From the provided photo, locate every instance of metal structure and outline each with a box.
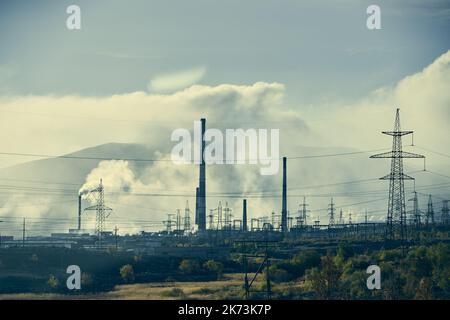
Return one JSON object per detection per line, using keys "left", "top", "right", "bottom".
{"left": 426, "top": 195, "right": 435, "bottom": 227}
{"left": 371, "top": 108, "right": 424, "bottom": 241}
{"left": 84, "top": 179, "right": 112, "bottom": 247}
{"left": 408, "top": 191, "right": 422, "bottom": 229}
{"left": 281, "top": 157, "right": 288, "bottom": 232}
{"left": 22, "top": 218, "right": 26, "bottom": 247}
{"left": 298, "top": 197, "right": 309, "bottom": 227}
{"left": 163, "top": 213, "right": 176, "bottom": 233}
{"left": 77, "top": 194, "right": 82, "bottom": 231}
{"left": 183, "top": 201, "right": 191, "bottom": 232}
{"left": 195, "top": 118, "right": 207, "bottom": 232}
{"left": 442, "top": 200, "right": 449, "bottom": 225}
{"left": 328, "top": 198, "right": 335, "bottom": 227}
{"left": 237, "top": 239, "right": 275, "bottom": 300}
{"left": 224, "top": 202, "right": 232, "bottom": 229}
{"left": 176, "top": 209, "right": 182, "bottom": 231}
{"left": 338, "top": 209, "right": 344, "bottom": 225}
{"left": 242, "top": 199, "right": 248, "bottom": 231}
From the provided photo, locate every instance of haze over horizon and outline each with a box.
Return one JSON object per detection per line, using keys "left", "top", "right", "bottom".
{"left": 0, "top": 0, "right": 449, "bottom": 236}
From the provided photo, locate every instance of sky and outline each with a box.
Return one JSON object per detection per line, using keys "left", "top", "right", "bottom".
{"left": 0, "top": 0, "right": 449, "bottom": 103}
{"left": 0, "top": 0, "right": 449, "bottom": 235}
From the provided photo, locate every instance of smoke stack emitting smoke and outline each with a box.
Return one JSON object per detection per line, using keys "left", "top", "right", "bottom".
{"left": 79, "top": 189, "right": 90, "bottom": 196}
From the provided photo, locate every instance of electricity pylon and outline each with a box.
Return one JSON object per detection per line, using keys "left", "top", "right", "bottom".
{"left": 299, "top": 197, "right": 309, "bottom": 227}
{"left": 338, "top": 209, "right": 344, "bottom": 225}
{"left": 84, "top": 179, "right": 112, "bottom": 248}
{"left": 408, "top": 191, "right": 423, "bottom": 229}
{"left": 328, "top": 198, "right": 335, "bottom": 227}
{"left": 441, "top": 200, "right": 449, "bottom": 225}
{"left": 184, "top": 201, "right": 191, "bottom": 232}
{"left": 426, "top": 195, "right": 435, "bottom": 227}
{"left": 371, "top": 108, "right": 424, "bottom": 241}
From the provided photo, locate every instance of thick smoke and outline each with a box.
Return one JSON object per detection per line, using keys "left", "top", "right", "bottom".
{"left": 0, "top": 51, "right": 449, "bottom": 235}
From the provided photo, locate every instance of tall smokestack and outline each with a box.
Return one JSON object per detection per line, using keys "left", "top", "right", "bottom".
{"left": 196, "top": 118, "right": 207, "bottom": 232}
{"left": 78, "top": 194, "right": 82, "bottom": 231}
{"left": 195, "top": 187, "right": 199, "bottom": 225}
{"left": 281, "top": 157, "right": 287, "bottom": 232}
{"left": 242, "top": 199, "right": 247, "bottom": 231}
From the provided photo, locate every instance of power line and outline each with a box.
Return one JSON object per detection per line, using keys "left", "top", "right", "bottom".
{"left": 288, "top": 148, "right": 387, "bottom": 159}
{"left": 0, "top": 148, "right": 389, "bottom": 163}
{"left": 414, "top": 145, "right": 450, "bottom": 159}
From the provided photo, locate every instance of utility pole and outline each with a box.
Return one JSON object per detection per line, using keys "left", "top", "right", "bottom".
{"left": 371, "top": 108, "right": 425, "bottom": 241}
{"left": 237, "top": 239, "right": 276, "bottom": 300}
{"left": 265, "top": 239, "right": 272, "bottom": 300}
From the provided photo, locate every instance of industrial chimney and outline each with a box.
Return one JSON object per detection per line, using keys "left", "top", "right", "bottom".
{"left": 78, "top": 194, "right": 82, "bottom": 231}
{"left": 281, "top": 157, "right": 287, "bottom": 232}
{"left": 196, "top": 118, "right": 207, "bottom": 232}
{"left": 242, "top": 199, "right": 247, "bottom": 231}
{"left": 195, "top": 187, "right": 199, "bottom": 225}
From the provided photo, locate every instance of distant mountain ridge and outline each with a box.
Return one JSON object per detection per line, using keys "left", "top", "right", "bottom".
{"left": 0, "top": 143, "right": 153, "bottom": 186}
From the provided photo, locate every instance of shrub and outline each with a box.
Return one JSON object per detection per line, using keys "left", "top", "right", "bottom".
{"left": 162, "top": 287, "right": 185, "bottom": 298}
{"left": 120, "top": 264, "right": 135, "bottom": 283}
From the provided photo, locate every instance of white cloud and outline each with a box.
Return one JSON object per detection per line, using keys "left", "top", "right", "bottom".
{"left": 312, "top": 50, "right": 450, "bottom": 160}
{"left": 0, "top": 50, "right": 449, "bottom": 234}
{"left": 148, "top": 67, "right": 207, "bottom": 93}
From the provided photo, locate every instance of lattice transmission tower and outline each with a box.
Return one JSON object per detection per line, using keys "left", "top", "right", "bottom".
{"left": 184, "top": 201, "right": 191, "bottom": 232}
{"left": 408, "top": 191, "right": 423, "bottom": 229}
{"left": 371, "top": 109, "right": 424, "bottom": 241}
{"left": 441, "top": 200, "right": 449, "bottom": 225}
{"left": 297, "top": 197, "right": 309, "bottom": 227}
{"left": 328, "top": 198, "right": 335, "bottom": 227}
{"left": 426, "top": 195, "right": 435, "bottom": 227}
{"left": 84, "top": 179, "right": 112, "bottom": 248}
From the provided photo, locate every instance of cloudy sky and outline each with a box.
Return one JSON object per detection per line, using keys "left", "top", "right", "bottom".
{"left": 0, "top": 0, "right": 449, "bottom": 234}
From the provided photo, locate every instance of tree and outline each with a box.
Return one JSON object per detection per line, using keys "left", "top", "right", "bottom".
{"left": 415, "top": 278, "right": 433, "bottom": 300}
{"left": 203, "top": 260, "right": 224, "bottom": 280}
{"left": 179, "top": 259, "right": 199, "bottom": 274}
{"left": 81, "top": 273, "right": 93, "bottom": 288}
{"left": 47, "top": 275, "right": 59, "bottom": 289}
{"left": 268, "top": 266, "right": 291, "bottom": 283}
{"left": 120, "top": 264, "right": 135, "bottom": 283}
{"left": 291, "top": 250, "right": 321, "bottom": 277}
{"left": 307, "top": 253, "right": 342, "bottom": 299}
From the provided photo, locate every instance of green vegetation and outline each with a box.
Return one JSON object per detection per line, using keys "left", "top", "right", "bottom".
{"left": 1, "top": 241, "right": 450, "bottom": 300}
{"left": 162, "top": 287, "right": 185, "bottom": 298}
{"left": 47, "top": 275, "right": 59, "bottom": 290}
{"left": 119, "top": 264, "right": 135, "bottom": 283}
{"left": 267, "top": 243, "right": 450, "bottom": 299}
